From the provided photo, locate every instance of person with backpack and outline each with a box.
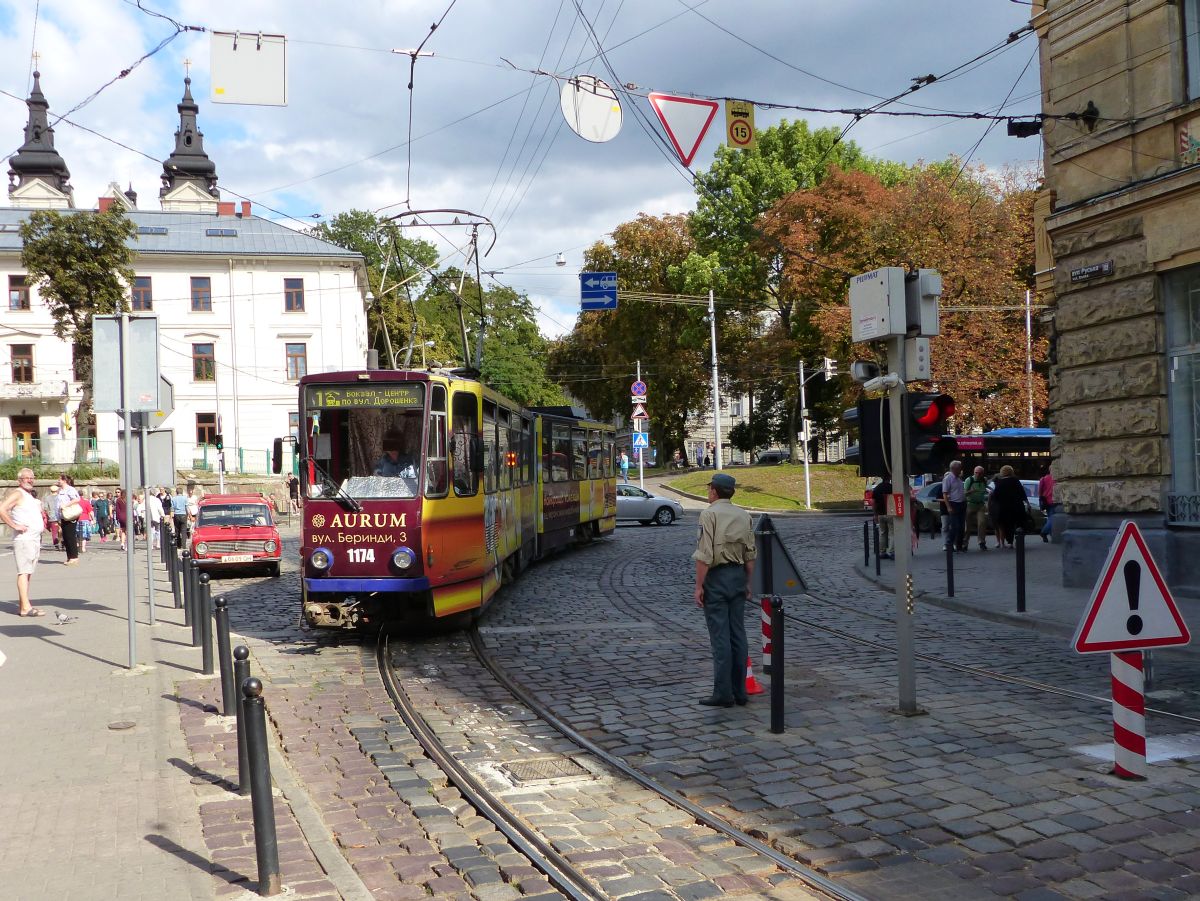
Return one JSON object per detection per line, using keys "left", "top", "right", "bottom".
{"left": 871, "top": 477, "right": 894, "bottom": 560}
{"left": 963, "top": 465, "right": 991, "bottom": 551}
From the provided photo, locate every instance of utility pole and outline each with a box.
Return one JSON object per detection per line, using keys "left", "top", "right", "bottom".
{"left": 636, "top": 360, "right": 644, "bottom": 488}
{"left": 708, "top": 288, "right": 723, "bottom": 470}
{"left": 1025, "top": 288, "right": 1035, "bottom": 428}
{"left": 798, "top": 360, "right": 812, "bottom": 510}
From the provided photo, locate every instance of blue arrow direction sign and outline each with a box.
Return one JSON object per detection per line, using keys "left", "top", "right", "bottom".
{"left": 632, "top": 432, "right": 649, "bottom": 449}
{"left": 580, "top": 271, "right": 618, "bottom": 310}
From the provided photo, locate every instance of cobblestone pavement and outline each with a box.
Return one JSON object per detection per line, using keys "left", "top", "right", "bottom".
{"left": 478, "top": 513, "right": 1200, "bottom": 901}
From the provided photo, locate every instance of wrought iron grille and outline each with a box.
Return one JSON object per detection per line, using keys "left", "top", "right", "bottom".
{"left": 1167, "top": 492, "right": 1200, "bottom": 526}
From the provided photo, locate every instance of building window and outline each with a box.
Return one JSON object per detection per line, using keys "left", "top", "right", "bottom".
{"left": 193, "top": 343, "right": 215, "bottom": 381}
{"left": 284, "top": 278, "right": 305, "bottom": 312}
{"left": 11, "top": 344, "right": 33, "bottom": 383}
{"left": 285, "top": 342, "right": 307, "bottom": 380}
{"left": 191, "top": 276, "right": 212, "bottom": 311}
{"left": 132, "top": 276, "right": 153, "bottom": 310}
{"left": 1187, "top": 0, "right": 1200, "bottom": 100}
{"left": 1167, "top": 265, "right": 1200, "bottom": 501}
{"left": 196, "top": 412, "right": 217, "bottom": 446}
{"left": 8, "top": 275, "right": 29, "bottom": 311}
{"left": 288, "top": 411, "right": 300, "bottom": 440}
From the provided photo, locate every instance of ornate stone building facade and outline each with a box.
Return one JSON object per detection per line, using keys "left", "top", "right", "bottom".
{"left": 1035, "top": 0, "right": 1200, "bottom": 589}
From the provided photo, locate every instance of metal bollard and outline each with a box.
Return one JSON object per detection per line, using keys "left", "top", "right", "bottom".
{"left": 199, "top": 572, "right": 214, "bottom": 675}
{"left": 863, "top": 519, "right": 870, "bottom": 567}
{"left": 168, "top": 547, "right": 182, "bottom": 609}
{"left": 234, "top": 646, "right": 251, "bottom": 796}
{"left": 241, "top": 678, "right": 283, "bottom": 896}
{"left": 770, "top": 596, "right": 784, "bottom": 735}
{"left": 181, "top": 551, "right": 194, "bottom": 629}
{"left": 189, "top": 559, "right": 203, "bottom": 648}
{"left": 215, "top": 597, "right": 236, "bottom": 715}
{"left": 160, "top": 521, "right": 170, "bottom": 565}
{"left": 873, "top": 522, "right": 881, "bottom": 576}
{"left": 946, "top": 542, "right": 955, "bottom": 597}
{"left": 1015, "top": 528, "right": 1026, "bottom": 613}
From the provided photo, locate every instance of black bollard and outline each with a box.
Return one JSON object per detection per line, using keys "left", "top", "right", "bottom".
{"left": 168, "top": 546, "right": 182, "bottom": 609}
{"left": 160, "top": 521, "right": 170, "bottom": 565}
{"left": 241, "top": 678, "right": 283, "bottom": 896}
{"left": 199, "top": 572, "right": 215, "bottom": 676}
{"left": 758, "top": 518, "right": 774, "bottom": 676}
{"left": 1015, "top": 528, "right": 1026, "bottom": 613}
{"left": 189, "top": 559, "right": 203, "bottom": 648}
{"left": 215, "top": 597, "right": 236, "bottom": 715}
{"left": 863, "top": 519, "right": 870, "bottom": 567}
{"left": 181, "top": 551, "right": 194, "bottom": 628}
{"left": 873, "top": 522, "right": 881, "bottom": 576}
{"left": 234, "top": 646, "right": 251, "bottom": 797}
{"left": 946, "top": 541, "right": 955, "bottom": 597}
{"left": 770, "top": 596, "right": 784, "bottom": 734}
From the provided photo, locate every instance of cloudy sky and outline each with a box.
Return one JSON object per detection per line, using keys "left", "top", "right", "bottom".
{"left": 0, "top": 1, "right": 1041, "bottom": 337}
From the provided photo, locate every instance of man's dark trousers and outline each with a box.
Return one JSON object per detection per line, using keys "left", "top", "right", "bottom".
{"left": 174, "top": 513, "right": 188, "bottom": 548}
{"left": 702, "top": 564, "right": 749, "bottom": 703}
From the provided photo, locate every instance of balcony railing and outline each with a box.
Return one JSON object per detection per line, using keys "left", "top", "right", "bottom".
{"left": 0, "top": 379, "right": 69, "bottom": 400}
{"left": 1167, "top": 492, "right": 1200, "bottom": 527}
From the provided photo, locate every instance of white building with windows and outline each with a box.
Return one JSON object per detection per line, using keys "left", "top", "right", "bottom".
{"left": 0, "top": 72, "right": 367, "bottom": 473}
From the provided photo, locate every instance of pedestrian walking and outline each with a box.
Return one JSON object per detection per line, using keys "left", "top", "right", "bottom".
{"left": 42, "top": 483, "right": 60, "bottom": 549}
{"left": 113, "top": 488, "right": 128, "bottom": 550}
{"left": 77, "top": 489, "right": 94, "bottom": 554}
{"left": 871, "top": 476, "right": 894, "bottom": 559}
{"left": 692, "top": 472, "right": 757, "bottom": 708}
{"left": 93, "top": 491, "right": 111, "bottom": 541}
{"left": 1, "top": 468, "right": 46, "bottom": 616}
{"left": 57, "top": 473, "right": 82, "bottom": 565}
{"left": 146, "top": 489, "right": 163, "bottom": 549}
{"left": 286, "top": 473, "right": 300, "bottom": 513}
{"left": 991, "top": 465, "right": 1029, "bottom": 549}
{"left": 170, "top": 487, "right": 189, "bottom": 547}
{"left": 619, "top": 451, "right": 630, "bottom": 483}
{"left": 963, "top": 465, "right": 990, "bottom": 551}
{"left": 1038, "top": 465, "right": 1058, "bottom": 543}
{"left": 941, "top": 460, "right": 966, "bottom": 552}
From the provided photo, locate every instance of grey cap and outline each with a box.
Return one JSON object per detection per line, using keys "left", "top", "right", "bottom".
{"left": 710, "top": 472, "right": 736, "bottom": 490}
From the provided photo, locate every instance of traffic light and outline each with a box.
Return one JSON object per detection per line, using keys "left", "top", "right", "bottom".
{"left": 214, "top": 433, "right": 224, "bottom": 451}
{"left": 822, "top": 356, "right": 838, "bottom": 380}
{"left": 842, "top": 398, "right": 890, "bottom": 477}
{"left": 904, "top": 392, "right": 956, "bottom": 474}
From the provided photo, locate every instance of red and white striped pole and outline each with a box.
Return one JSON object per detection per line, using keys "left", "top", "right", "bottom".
{"left": 761, "top": 596, "right": 772, "bottom": 674}
{"left": 1110, "top": 651, "right": 1147, "bottom": 780}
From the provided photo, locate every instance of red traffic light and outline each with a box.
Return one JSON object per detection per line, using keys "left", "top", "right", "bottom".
{"left": 912, "top": 394, "right": 955, "bottom": 429}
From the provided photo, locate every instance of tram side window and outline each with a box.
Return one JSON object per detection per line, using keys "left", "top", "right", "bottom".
{"left": 497, "top": 409, "right": 511, "bottom": 490}
{"left": 588, "top": 429, "right": 601, "bottom": 479}
{"left": 451, "top": 392, "right": 478, "bottom": 497}
{"left": 572, "top": 427, "right": 586, "bottom": 480}
{"left": 483, "top": 401, "right": 497, "bottom": 494}
{"left": 426, "top": 385, "right": 448, "bottom": 497}
{"left": 522, "top": 417, "right": 534, "bottom": 485}
{"left": 510, "top": 422, "right": 521, "bottom": 486}
{"left": 541, "top": 426, "right": 552, "bottom": 482}
{"left": 603, "top": 436, "right": 613, "bottom": 477}
{"left": 553, "top": 423, "right": 571, "bottom": 482}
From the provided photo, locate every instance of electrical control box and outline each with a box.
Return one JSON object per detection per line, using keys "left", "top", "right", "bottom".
{"left": 849, "top": 267, "right": 907, "bottom": 342}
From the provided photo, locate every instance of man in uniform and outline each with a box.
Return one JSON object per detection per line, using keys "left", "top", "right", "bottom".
{"left": 692, "top": 472, "right": 757, "bottom": 707}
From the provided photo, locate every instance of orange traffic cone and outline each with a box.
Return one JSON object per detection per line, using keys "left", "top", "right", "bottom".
{"left": 745, "top": 656, "right": 765, "bottom": 695}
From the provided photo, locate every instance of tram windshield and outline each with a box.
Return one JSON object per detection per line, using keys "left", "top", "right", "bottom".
{"left": 302, "top": 383, "right": 426, "bottom": 499}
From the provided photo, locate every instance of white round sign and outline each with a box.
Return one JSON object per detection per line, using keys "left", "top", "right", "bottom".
{"left": 560, "top": 74, "right": 622, "bottom": 143}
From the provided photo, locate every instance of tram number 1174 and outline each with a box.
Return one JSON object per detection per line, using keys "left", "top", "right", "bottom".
{"left": 347, "top": 548, "right": 376, "bottom": 563}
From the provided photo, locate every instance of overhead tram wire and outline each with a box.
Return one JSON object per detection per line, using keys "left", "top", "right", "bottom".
{"left": 400, "top": 0, "right": 461, "bottom": 209}
{"left": 950, "top": 44, "right": 1039, "bottom": 190}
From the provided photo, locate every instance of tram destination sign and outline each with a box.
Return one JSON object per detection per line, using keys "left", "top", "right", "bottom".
{"left": 305, "top": 384, "right": 425, "bottom": 409}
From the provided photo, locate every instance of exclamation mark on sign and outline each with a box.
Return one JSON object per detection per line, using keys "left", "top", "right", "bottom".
{"left": 1124, "top": 559, "right": 1143, "bottom": 635}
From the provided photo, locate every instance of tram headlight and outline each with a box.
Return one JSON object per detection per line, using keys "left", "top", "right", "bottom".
{"left": 263, "top": 539, "right": 278, "bottom": 554}
{"left": 310, "top": 547, "right": 334, "bottom": 571}
{"left": 391, "top": 546, "right": 415, "bottom": 570}
{"left": 195, "top": 542, "right": 209, "bottom": 556}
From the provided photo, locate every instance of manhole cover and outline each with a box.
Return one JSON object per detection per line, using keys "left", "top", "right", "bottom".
{"left": 502, "top": 757, "right": 589, "bottom": 783}
{"left": 108, "top": 721, "right": 136, "bottom": 731}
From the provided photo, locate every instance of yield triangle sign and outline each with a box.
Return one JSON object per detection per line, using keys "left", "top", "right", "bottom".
{"left": 1073, "top": 520, "right": 1191, "bottom": 653}
{"left": 647, "top": 92, "right": 719, "bottom": 167}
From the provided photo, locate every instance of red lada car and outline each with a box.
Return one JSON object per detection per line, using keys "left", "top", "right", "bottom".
{"left": 190, "top": 494, "right": 282, "bottom": 577}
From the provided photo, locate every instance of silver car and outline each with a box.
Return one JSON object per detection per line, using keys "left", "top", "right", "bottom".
{"left": 616, "top": 484, "right": 685, "bottom": 525}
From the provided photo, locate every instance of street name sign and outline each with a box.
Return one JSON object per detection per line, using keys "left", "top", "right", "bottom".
{"left": 648, "top": 92, "right": 719, "bottom": 167}
{"left": 1073, "top": 521, "right": 1191, "bottom": 653}
{"left": 580, "top": 272, "right": 617, "bottom": 310}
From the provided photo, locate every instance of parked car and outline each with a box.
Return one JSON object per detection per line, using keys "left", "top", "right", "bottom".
{"left": 190, "top": 493, "right": 282, "bottom": 576}
{"left": 912, "top": 479, "right": 1045, "bottom": 537}
{"left": 616, "top": 484, "right": 685, "bottom": 525}
{"left": 755, "top": 450, "right": 790, "bottom": 465}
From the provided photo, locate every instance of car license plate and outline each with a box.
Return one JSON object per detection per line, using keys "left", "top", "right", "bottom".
{"left": 220, "top": 554, "right": 254, "bottom": 563}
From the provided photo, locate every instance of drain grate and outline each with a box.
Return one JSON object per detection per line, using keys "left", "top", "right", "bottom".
{"left": 502, "top": 757, "right": 589, "bottom": 783}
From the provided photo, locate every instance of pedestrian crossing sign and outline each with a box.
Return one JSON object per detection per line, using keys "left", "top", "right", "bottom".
{"left": 631, "top": 432, "right": 649, "bottom": 449}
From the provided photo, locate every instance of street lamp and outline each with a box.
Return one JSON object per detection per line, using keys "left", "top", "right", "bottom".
{"left": 401, "top": 340, "right": 435, "bottom": 368}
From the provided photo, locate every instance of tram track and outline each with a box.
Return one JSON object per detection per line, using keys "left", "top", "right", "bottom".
{"left": 376, "top": 627, "right": 868, "bottom": 901}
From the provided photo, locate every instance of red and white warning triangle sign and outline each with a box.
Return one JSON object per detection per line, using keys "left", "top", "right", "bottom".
{"left": 647, "top": 92, "right": 719, "bottom": 167}
{"left": 1073, "top": 521, "right": 1191, "bottom": 653}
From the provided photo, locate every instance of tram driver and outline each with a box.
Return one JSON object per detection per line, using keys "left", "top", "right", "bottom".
{"left": 374, "top": 430, "right": 418, "bottom": 478}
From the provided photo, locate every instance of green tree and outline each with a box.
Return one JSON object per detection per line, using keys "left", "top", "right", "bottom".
{"left": 19, "top": 208, "right": 136, "bottom": 458}
{"left": 309, "top": 211, "right": 439, "bottom": 366}
{"left": 548, "top": 214, "right": 710, "bottom": 459}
